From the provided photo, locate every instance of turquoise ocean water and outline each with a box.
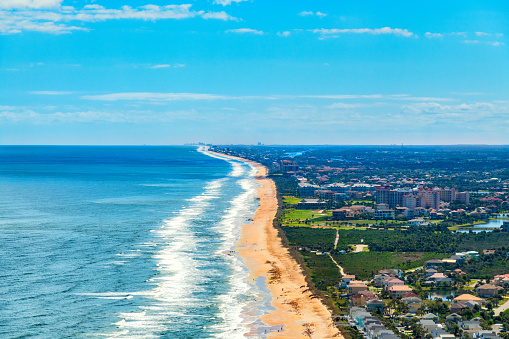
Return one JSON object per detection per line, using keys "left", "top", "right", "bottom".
{"left": 0, "top": 146, "right": 273, "bottom": 338}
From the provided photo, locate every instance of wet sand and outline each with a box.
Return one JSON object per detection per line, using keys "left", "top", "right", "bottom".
{"left": 207, "top": 150, "right": 342, "bottom": 339}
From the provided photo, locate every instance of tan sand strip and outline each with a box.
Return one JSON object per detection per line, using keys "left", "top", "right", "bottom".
{"left": 206, "top": 149, "right": 342, "bottom": 339}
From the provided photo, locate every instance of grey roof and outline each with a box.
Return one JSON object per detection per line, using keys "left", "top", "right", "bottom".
{"left": 422, "top": 313, "right": 438, "bottom": 319}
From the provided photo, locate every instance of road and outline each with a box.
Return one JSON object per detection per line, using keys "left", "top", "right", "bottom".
{"left": 495, "top": 298, "right": 509, "bottom": 316}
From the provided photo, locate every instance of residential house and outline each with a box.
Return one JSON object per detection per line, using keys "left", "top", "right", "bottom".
{"left": 477, "top": 284, "right": 503, "bottom": 298}
{"left": 430, "top": 329, "right": 456, "bottom": 339}
{"left": 375, "top": 209, "right": 395, "bottom": 219}
{"left": 347, "top": 281, "right": 368, "bottom": 295}
{"left": 350, "top": 293, "right": 367, "bottom": 307}
{"left": 373, "top": 274, "right": 392, "bottom": 287}
{"left": 450, "top": 301, "right": 469, "bottom": 314}
{"left": 388, "top": 285, "right": 413, "bottom": 298}
{"left": 420, "top": 319, "right": 440, "bottom": 332}
{"left": 445, "top": 313, "right": 462, "bottom": 325}
{"left": 383, "top": 278, "right": 404, "bottom": 290}
{"left": 436, "top": 277, "right": 453, "bottom": 287}
{"left": 408, "top": 218, "right": 430, "bottom": 227}
{"left": 340, "top": 274, "right": 356, "bottom": 288}
{"left": 401, "top": 297, "right": 422, "bottom": 313}
{"left": 493, "top": 274, "right": 509, "bottom": 287}
{"left": 477, "top": 330, "right": 502, "bottom": 339}
{"left": 425, "top": 259, "right": 444, "bottom": 268}
{"left": 452, "top": 294, "right": 486, "bottom": 306}
{"left": 461, "top": 320, "right": 482, "bottom": 334}
{"left": 365, "top": 299, "right": 384, "bottom": 313}
{"left": 425, "top": 268, "right": 438, "bottom": 278}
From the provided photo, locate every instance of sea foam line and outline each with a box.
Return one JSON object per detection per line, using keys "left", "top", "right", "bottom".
{"left": 110, "top": 178, "right": 225, "bottom": 338}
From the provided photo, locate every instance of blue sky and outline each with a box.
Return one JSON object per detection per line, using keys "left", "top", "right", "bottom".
{"left": 1, "top": 0, "right": 508, "bottom": 145}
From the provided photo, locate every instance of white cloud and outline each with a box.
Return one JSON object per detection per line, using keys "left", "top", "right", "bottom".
{"left": 147, "top": 64, "right": 185, "bottom": 69}
{"left": 463, "top": 40, "right": 504, "bottom": 46}
{"left": 327, "top": 103, "right": 376, "bottom": 109}
{"left": 277, "top": 31, "right": 290, "bottom": 37}
{"left": 0, "top": 3, "right": 238, "bottom": 34}
{"left": 30, "top": 91, "right": 74, "bottom": 95}
{"left": 425, "top": 32, "right": 443, "bottom": 38}
{"left": 82, "top": 92, "right": 232, "bottom": 101}
{"left": 425, "top": 31, "right": 469, "bottom": 38}
{"left": 401, "top": 102, "right": 501, "bottom": 122}
{"left": 202, "top": 11, "right": 237, "bottom": 21}
{"left": 81, "top": 92, "right": 453, "bottom": 103}
{"left": 225, "top": 28, "right": 263, "bottom": 35}
{"left": 299, "top": 11, "right": 327, "bottom": 17}
{"left": 0, "top": 0, "right": 62, "bottom": 9}
{"left": 149, "top": 64, "right": 171, "bottom": 69}
{"left": 213, "top": 0, "right": 249, "bottom": 6}
{"left": 475, "top": 31, "right": 490, "bottom": 36}
{"left": 312, "top": 27, "right": 414, "bottom": 37}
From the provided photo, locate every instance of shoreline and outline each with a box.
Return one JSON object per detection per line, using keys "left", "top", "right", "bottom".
{"left": 205, "top": 148, "right": 341, "bottom": 338}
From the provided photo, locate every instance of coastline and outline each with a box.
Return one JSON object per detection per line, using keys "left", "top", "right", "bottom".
{"left": 205, "top": 149, "right": 341, "bottom": 338}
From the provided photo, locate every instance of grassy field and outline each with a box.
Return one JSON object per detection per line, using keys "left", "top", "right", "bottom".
{"left": 333, "top": 252, "right": 451, "bottom": 280}
{"left": 283, "top": 196, "right": 302, "bottom": 204}
{"left": 283, "top": 209, "right": 331, "bottom": 220}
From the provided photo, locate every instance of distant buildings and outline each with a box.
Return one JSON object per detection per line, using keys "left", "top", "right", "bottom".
{"left": 280, "top": 160, "right": 298, "bottom": 173}
{"left": 296, "top": 199, "right": 326, "bottom": 210}
{"left": 376, "top": 183, "right": 470, "bottom": 209}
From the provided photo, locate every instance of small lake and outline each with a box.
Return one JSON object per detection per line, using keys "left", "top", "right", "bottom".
{"left": 455, "top": 214, "right": 508, "bottom": 233}
{"left": 428, "top": 289, "right": 471, "bottom": 301}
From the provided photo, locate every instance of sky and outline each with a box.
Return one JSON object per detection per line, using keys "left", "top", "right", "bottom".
{"left": 1, "top": 0, "right": 509, "bottom": 145}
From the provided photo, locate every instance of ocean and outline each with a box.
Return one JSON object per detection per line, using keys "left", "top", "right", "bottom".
{"left": 0, "top": 146, "right": 272, "bottom": 338}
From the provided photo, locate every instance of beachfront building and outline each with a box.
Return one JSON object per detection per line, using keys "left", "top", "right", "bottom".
{"left": 347, "top": 281, "right": 368, "bottom": 295}
{"left": 365, "top": 299, "right": 384, "bottom": 313}
{"left": 339, "top": 274, "right": 356, "bottom": 288}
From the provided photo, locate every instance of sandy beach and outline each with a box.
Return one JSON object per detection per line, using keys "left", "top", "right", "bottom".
{"left": 207, "top": 150, "right": 342, "bottom": 339}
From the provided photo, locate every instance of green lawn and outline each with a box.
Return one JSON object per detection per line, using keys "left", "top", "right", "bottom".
{"left": 283, "top": 209, "right": 331, "bottom": 221}
{"left": 283, "top": 196, "right": 302, "bottom": 204}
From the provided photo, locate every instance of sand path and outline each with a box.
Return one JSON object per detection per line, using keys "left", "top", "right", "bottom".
{"left": 207, "top": 150, "right": 342, "bottom": 339}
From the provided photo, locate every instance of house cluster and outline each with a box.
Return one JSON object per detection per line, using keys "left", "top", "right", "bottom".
{"left": 333, "top": 205, "right": 374, "bottom": 220}
{"left": 404, "top": 206, "right": 494, "bottom": 223}
{"left": 416, "top": 313, "right": 456, "bottom": 339}
{"left": 424, "top": 251, "right": 480, "bottom": 268}
{"left": 298, "top": 182, "right": 376, "bottom": 200}
{"left": 342, "top": 275, "right": 384, "bottom": 313}
{"left": 373, "top": 183, "right": 471, "bottom": 220}
{"left": 349, "top": 307, "right": 399, "bottom": 339}
{"left": 376, "top": 184, "right": 470, "bottom": 208}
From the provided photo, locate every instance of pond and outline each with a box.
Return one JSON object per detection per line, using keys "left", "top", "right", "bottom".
{"left": 427, "top": 289, "right": 470, "bottom": 301}
{"left": 455, "top": 214, "right": 508, "bottom": 233}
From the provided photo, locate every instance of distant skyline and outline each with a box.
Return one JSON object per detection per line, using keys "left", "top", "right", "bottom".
{"left": 1, "top": 0, "right": 509, "bottom": 145}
